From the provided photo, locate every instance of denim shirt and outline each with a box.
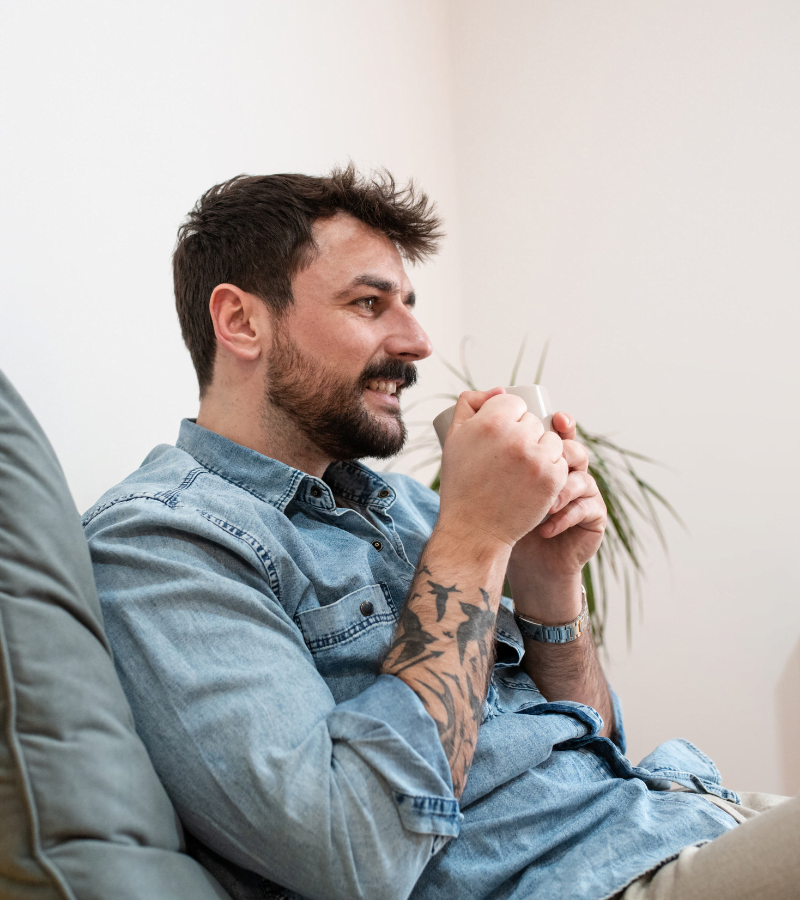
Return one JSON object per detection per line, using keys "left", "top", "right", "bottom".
{"left": 84, "top": 420, "right": 740, "bottom": 900}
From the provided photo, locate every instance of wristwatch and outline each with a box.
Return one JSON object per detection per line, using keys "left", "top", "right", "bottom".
{"left": 514, "top": 584, "right": 589, "bottom": 644}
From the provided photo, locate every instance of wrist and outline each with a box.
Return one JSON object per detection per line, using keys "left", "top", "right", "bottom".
{"left": 515, "top": 584, "right": 589, "bottom": 643}
{"left": 432, "top": 517, "right": 514, "bottom": 570}
{"left": 509, "top": 572, "right": 584, "bottom": 625}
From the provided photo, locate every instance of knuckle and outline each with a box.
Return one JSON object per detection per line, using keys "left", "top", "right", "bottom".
{"left": 523, "top": 447, "right": 547, "bottom": 474}
{"left": 574, "top": 496, "right": 590, "bottom": 514}
{"left": 504, "top": 394, "right": 528, "bottom": 415}
{"left": 507, "top": 432, "right": 534, "bottom": 461}
{"left": 475, "top": 414, "right": 501, "bottom": 438}
{"left": 541, "top": 469, "right": 562, "bottom": 497}
{"left": 593, "top": 495, "right": 608, "bottom": 520}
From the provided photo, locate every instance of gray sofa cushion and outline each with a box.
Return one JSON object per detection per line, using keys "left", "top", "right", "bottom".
{"left": 0, "top": 369, "right": 231, "bottom": 900}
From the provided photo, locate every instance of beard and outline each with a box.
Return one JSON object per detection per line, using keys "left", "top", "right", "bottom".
{"left": 263, "top": 330, "right": 418, "bottom": 462}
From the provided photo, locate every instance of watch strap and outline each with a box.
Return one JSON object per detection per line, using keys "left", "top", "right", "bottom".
{"left": 514, "top": 584, "right": 589, "bottom": 644}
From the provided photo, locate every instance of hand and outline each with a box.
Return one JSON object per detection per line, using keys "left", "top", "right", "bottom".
{"left": 436, "top": 389, "right": 569, "bottom": 553}
{"left": 507, "top": 410, "right": 606, "bottom": 619}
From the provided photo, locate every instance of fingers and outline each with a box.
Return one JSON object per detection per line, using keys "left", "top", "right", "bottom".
{"left": 536, "top": 428, "right": 565, "bottom": 464}
{"left": 540, "top": 493, "right": 606, "bottom": 538}
{"left": 541, "top": 474, "right": 606, "bottom": 538}
{"left": 452, "top": 390, "right": 531, "bottom": 435}
{"left": 562, "top": 438, "right": 589, "bottom": 472}
{"left": 439, "top": 389, "right": 570, "bottom": 547}
{"left": 480, "top": 390, "right": 530, "bottom": 421}
{"left": 550, "top": 469, "right": 597, "bottom": 514}
{"left": 552, "top": 410, "right": 576, "bottom": 441}
{"left": 553, "top": 413, "right": 588, "bottom": 474}
{"left": 449, "top": 387, "right": 506, "bottom": 428}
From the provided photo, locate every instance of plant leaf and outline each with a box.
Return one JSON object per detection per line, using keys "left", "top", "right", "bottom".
{"left": 509, "top": 335, "right": 529, "bottom": 387}
{"left": 459, "top": 336, "right": 478, "bottom": 391}
{"left": 534, "top": 337, "right": 550, "bottom": 385}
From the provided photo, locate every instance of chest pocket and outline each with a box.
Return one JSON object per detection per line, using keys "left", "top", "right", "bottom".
{"left": 295, "top": 583, "right": 397, "bottom": 704}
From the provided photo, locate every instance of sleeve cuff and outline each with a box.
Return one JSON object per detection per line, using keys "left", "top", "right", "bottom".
{"left": 609, "top": 686, "right": 626, "bottom": 754}
{"left": 327, "top": 674, "right": 462, "bottom": 838}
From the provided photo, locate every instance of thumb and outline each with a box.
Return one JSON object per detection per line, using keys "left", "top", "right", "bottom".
{"left": 551, "top": 410, "right": 576, "bottom": 441}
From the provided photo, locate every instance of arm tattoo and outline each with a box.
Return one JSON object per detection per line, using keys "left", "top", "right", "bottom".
{"left": 427, "top": 580, "right": 461, "bottom": 621}
{"left": 455, "top": 589, "right": 494, "bottom": 665}
{"left": 390, "top": 603, "right": 438, "bottom": 665}
{"left": 382, "top": 558, "right": 498, "bottom": 796}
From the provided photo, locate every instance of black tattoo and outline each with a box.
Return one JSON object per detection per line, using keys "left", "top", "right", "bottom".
{"left": 455, "top": 589, "right": 495, "bottom": 666}
{"left": 465, "top": 671, "right": 484, "bottom": 725}
{"left": 389, "top": 650, "right": 444, "bottom": 677}
{"left": 420, "top": 668, "right": 460, "bottom": 760}
{"left": 391, "top": 607, "right": 439, "bottom": 665}
{"left": 382, "top": 557, "right": 499, "bottom": 797}
{"left": 427, "top": 580, "right": 461, "bottom": 622}
{"left": 442, "top": 670, "right": 483, "bottom": 732}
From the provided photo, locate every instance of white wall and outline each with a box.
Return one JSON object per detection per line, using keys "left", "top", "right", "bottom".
{"left": 0, "top": 0, "right": 463, "bottom": 512}
{"left": 2, "top": 0, "right": 799, "bottom": 795}
{"left": 448, "top": 0, "right": 800, "bottom": 793}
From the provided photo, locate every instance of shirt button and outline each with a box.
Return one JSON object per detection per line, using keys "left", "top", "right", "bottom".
{"left": 310, "top": 486, "right": 322, "bottom": 498}
{"left": 360, "top": 599, "right": 375, "bottom": 616}
{"left": 371, "top": 540, "right": 383, "bottom": 551}
{"left": 378, "top": 489, "right": 390, "bottom": 498}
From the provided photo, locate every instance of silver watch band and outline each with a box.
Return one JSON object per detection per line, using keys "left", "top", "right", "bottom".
{"left": 514, "top": 584, "right": 589, "bottom": 644}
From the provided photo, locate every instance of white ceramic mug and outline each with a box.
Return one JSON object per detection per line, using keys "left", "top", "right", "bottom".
{"left": 432, "top": 385, "right": 553, "bottom": 448}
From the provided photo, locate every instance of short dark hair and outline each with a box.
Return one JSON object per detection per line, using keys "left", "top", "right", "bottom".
{"left": 173, "top": 164, "right": 443, "bottom": 395}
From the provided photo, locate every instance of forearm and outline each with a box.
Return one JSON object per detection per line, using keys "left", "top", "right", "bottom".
{"left": 381, "top": 526, "right": 511, "bottom": 796}
{"left": 520, "top": 633, "right": 615, "bottom": 736}
{"left": 512, "top": 575, "right": 615, "bottom": 737}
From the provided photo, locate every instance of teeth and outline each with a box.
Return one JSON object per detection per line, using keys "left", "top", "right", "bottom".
{"left": 367, "top": 380, "right": 397, "bottom": 394}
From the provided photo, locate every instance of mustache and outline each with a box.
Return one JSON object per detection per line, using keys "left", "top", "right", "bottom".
{"left": 360, "top": 359, "right": 418, "bottom": 391}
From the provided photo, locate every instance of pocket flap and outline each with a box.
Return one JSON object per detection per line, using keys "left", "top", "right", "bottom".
{"left": 295, "top": 583, "right": 394, "bottom": 652}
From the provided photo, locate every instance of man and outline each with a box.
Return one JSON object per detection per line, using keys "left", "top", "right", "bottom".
{"left": 84, "top": 167, "right": 797, "bottom": 900}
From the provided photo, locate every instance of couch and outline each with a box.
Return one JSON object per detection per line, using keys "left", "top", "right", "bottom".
{"left": 0, "top": 369, "right": 234, "bottom": 900}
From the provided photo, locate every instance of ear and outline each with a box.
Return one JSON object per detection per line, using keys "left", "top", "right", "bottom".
{"left": 208, "top": 284, "right": 270, "bottom": 363}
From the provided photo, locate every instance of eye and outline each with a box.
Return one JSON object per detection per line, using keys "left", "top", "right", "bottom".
{"left": 356, "top": 297, "right": 377, "bottom": 311}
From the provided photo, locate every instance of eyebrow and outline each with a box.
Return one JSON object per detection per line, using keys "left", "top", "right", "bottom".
{"left": 335, "top": 274, "right": 416, "bottom": 305}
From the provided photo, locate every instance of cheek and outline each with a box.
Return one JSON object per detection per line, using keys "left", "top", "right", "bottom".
{"left": 318, "top": 330, "right": 376, "bottom": 367}
{"left": 290, "top": 311, "right": 381, "bottom": 371}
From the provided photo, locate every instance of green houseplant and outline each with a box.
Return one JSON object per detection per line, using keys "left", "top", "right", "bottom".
{"left": 393, "top": 338, "right": 681, "bottom": 650}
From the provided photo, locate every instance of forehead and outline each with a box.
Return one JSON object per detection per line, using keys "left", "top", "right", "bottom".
{"left": 299, "top": 212, "right": 412, "bottom": 293}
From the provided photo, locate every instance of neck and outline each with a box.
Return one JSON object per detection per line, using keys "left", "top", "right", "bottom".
{"left": 197, "top": 387, "right": 333, "bottom": 479}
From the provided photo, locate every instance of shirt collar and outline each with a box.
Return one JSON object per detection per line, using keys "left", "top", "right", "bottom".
{"left": 176, "top": 419, "right": 397, "bottom": 514}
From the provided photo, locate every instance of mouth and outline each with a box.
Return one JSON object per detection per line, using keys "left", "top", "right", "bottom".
{"left": 365, "top": 379, "right": 403, "bottom": 397}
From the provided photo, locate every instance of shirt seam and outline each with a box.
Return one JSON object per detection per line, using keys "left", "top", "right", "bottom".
{"left": 83, "top": 494, "right": 282, "bottom": 602}
{"left": 198, "top": 512, "right": 282, "bottom": 601}
{"left": 187, "top": 457, "right": 306, "bottom": 511}
{"left": 394, "top": 791, "right": 461, "bottom": 818}
{"left": 82, "top": 491, "right": 177, "bottom": 527}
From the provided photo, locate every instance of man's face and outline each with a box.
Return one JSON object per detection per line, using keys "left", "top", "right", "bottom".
{"left": 263, "top": 213, "right": 432, "bottom": 462}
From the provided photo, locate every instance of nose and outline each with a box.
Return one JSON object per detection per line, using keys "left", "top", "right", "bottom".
{"left": 384, "top": 302, "right": 433, "bottom": 362}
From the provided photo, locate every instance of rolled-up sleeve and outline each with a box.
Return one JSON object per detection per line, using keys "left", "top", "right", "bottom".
{"left": 609, "top": 686, "right": 627, "bottom": 754}
{"left": 85, "top": 498, "right": 459, "bottom": 900}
